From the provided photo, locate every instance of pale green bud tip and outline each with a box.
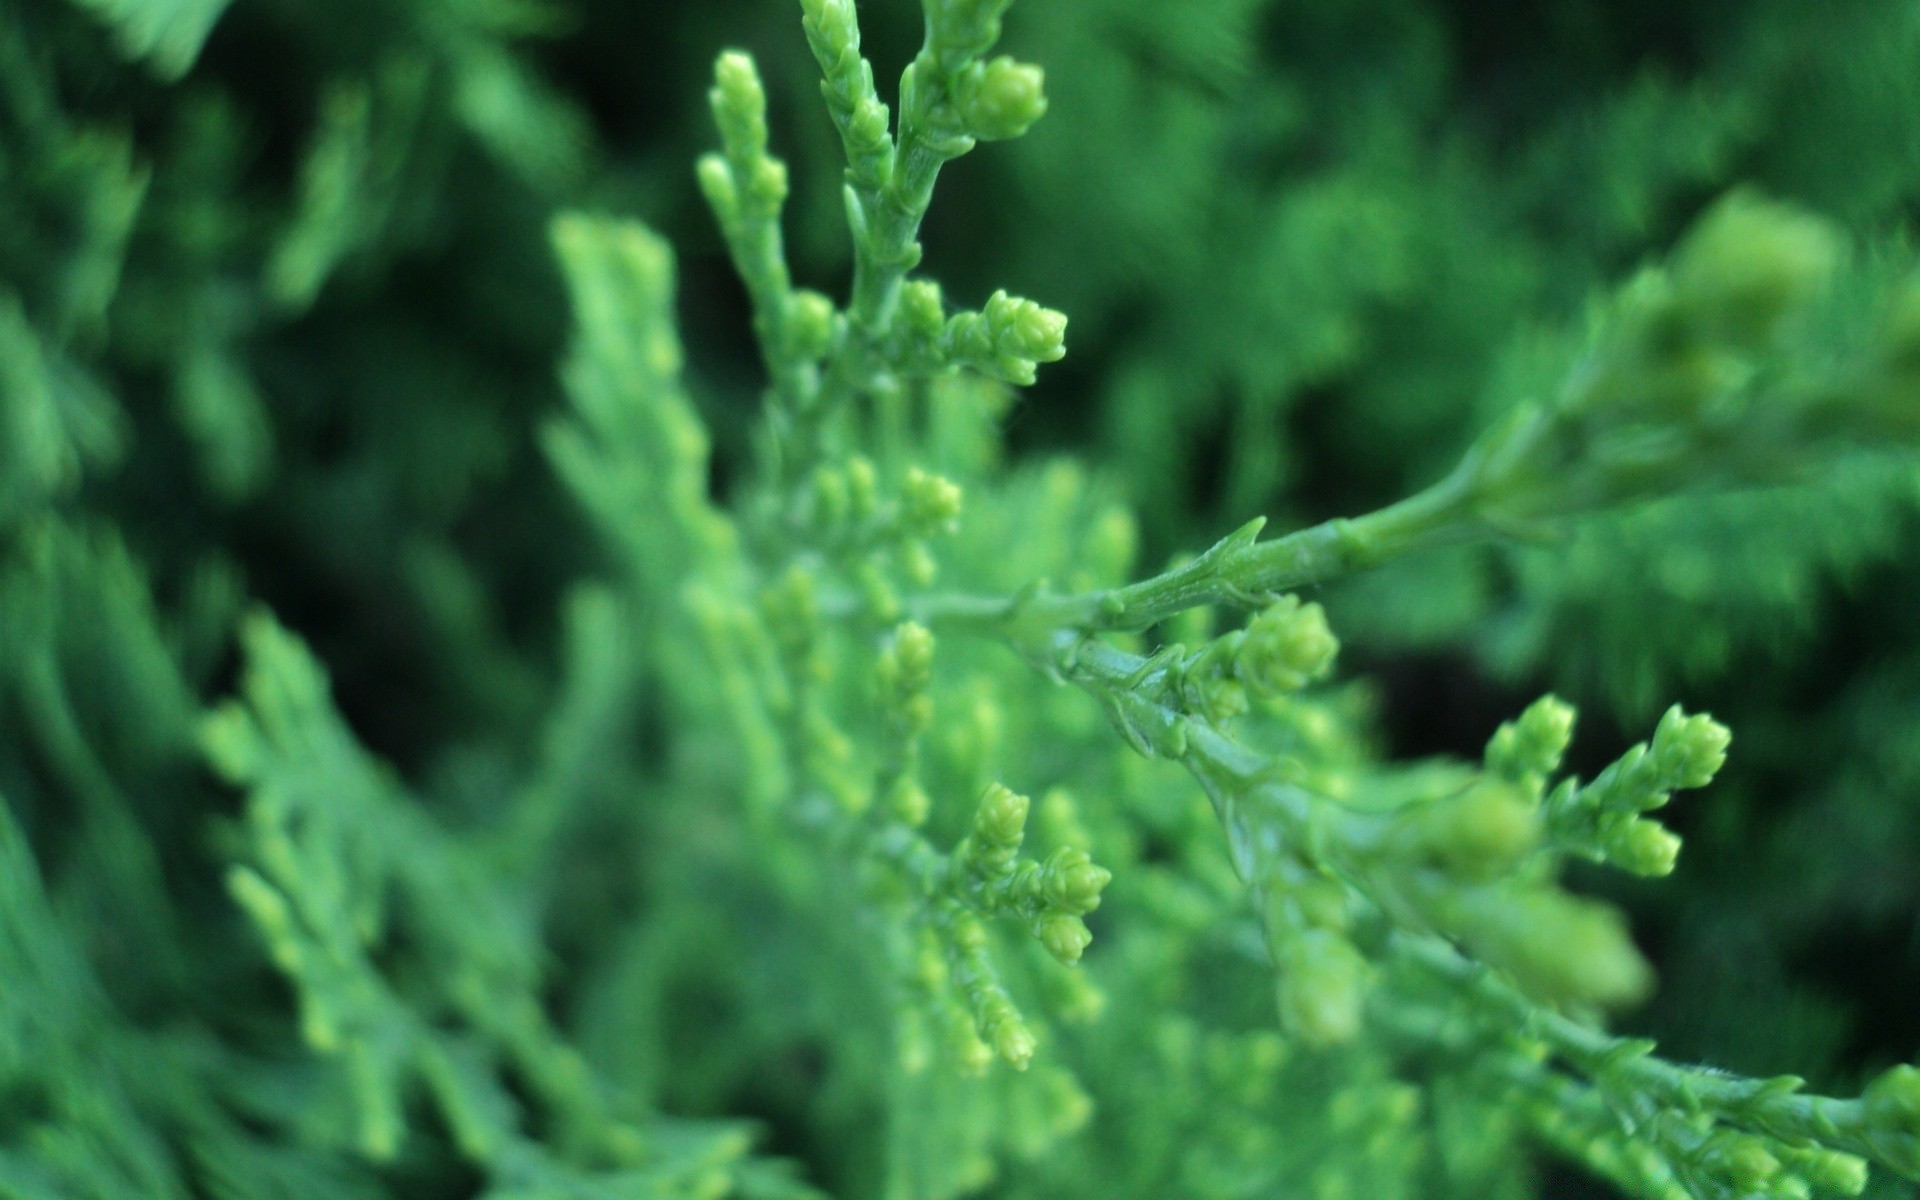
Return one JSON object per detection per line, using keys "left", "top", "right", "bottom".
{"left": 1435, "top": 780, "right": 1541, "bottom": 878}
{"left": 887, "top": 779, "right": 931, "bottom": 826}
{"left": 1529, "top": 899, "right": 1652, "bottom": 1008}
{"left": 1278, "top": 929, "right": 1367, "bottom": 1046}
{"left": 1038, "top": 914, "right": 1092, "bottom": 964}
{"left": 958, "top": 57, "right": 1048, "bottom": 141}
{"left": 993, "top": 1019, "right": 1036, "bottom": 1069}
{"left": 713, "top": 51, "right": 764, "bottom": 112}
{"left": 1613, "top": 818, "right": 1682, "bottom": 877}
{"left": 747, "top": 158, "right": 788, "bottom": 208}
{"left": 974, "top": 783, "right": 1029, "bottom": 847}
{"left": 695, "top": 154, "right": 735, "bottom": 214}
{"left": 1672, "top": 193, "right": 1841, "bottom": 346}
{"left": 892, "top": 622, "right": 935, "bottom": 677}
{"left": 902, "top": 279, "right": 945, "bottom": 336}
{"left": 1487, "top": 696, "right": 1575, "bottom": 786}
{"left": 849, "top": 97, "right": 891, "bottom": 153}
{"left": 800, "top": 0, "right": 857, "bottom": 53}
{"left": 1041, "top": 845, "right": 1111, "bottom": 915}
{"left": 903, "top": 466, "right": 964, "bottom": 532}
{"left": 787, "top": 290, "right": 835, "bottom": 360}
{"left": 955, "top": 1032, "right": 994, "bottom": 1075}
{"left": 1864, "top": 1065, "right": 1920, "bottom": 1150}
{"left": 1791, "top": 1148, "right": 1868, "bottom": 1197}
{"left": 1696, "top": 1132, "right": 1780, "bottom": 1193}
{"left": 1651, "top": 705, "right": 1731, "bottom": 789}
{"left": 1238, "top": 597, "right": 1339, "bottom": 694}
{"left": 1512, "top": 695, "right": 1576, "bottom": 768}
{"left": 983, "top": 290, "right": 1067, "bottom": 362}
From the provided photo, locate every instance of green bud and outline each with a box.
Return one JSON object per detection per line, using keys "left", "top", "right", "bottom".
{"left": 926, "top": 0, "right": 1013, "bottom": 59}
{"left": 1781, "top": 1146, "right": 1868, "bottom": 1197}
{"left": 787, "top": 289, "right": 835, "bottom": 360}
{"left": 971, "top": 783, "right": 1029, "bottom": 855}
{"left": 746, "top": 157, "right": 788, "bottom": 210}
{"left": 845, "top": 455, "right": 878, "bottom": 517}
{"left": 886, "top": 778, "right": 931, "bottom": 827}
{"left": 955, "top": 57, "right": 1048, "bottom": 141}
{"left": 1275, "top": 928, "right": 1367, "bottom": 1046}
{"left": 710, "top": 51, "right": 768, "bottom": 156}
{"left": 949, "top": 910, "right": 989, "bottom": 953}
{"left": 1650, "top": 705, "right": 1730, "bottom": 790}
{"left": 1608, "top": 818, "right": 1682, "bottom": 877}
{"left": 982, "top": 289, "right": 1067, "bottom": 372}
{"left": 953, "top": 1028, "right": 995, "bottom": 1076}
{"left": 991, "top": 1015, "right": 1035, "bottom": 1069}
{"left": 1038, "top": 913, "right": 1092, "bottom": 964}
{"left": 1235, "top": 597, "right": 1339, "bottom": 695}
{"left": 1457, "top": 889, "right": 1653, "bottom": 1009}
{"left": 810, "top": 465, "right": 849, "bottom": 530}
{"left": 902, "top": 465, "right": 964, "bottom": 534}
{"left": 1084, "top": 507, "right": 1138, "bottom": 583}
{"left": 901, "top": 539, "right": 937, "bottom": 587}
{"left": 1671, "top": 192, "right": 1841, "bottom": 349}
{"left": 1486, "top": 695, "right": 1575, "bottom": 788}
{"left": 856, "top": 560, "right": 900, "bottom": 623}
{"left": 694, "top": 153, "right": 736, "bottom": 221}
{"left": 1398, "top": 780, "right": 1541, "bottom": 881}
{"left": 1863, "top": 1065, "right": 1920, "bottom": 1176}
{"left": 1285, "top": 871, "right": 1352, "bottom": 933}
{"left": 1039, "top": 845, "right": 1112, "bottom": 916}
{"left": 1694, "top": 1131, "right": 1780, "bottom": 1193}
{"left": 892, "top": 621, "right": 934, "bottom": 682}
{"left": 848, "top": 96, "right": 891, "bottom": 156}
{"left": 902, "top": 279, "right": 946, "bottom": 338}
{"left": 800, "top": 0, "right": 859, "bottom": 57}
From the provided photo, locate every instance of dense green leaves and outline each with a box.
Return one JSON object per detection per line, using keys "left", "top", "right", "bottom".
{"left": 5, "top": 0, "right": 1920, "bottom": 1197}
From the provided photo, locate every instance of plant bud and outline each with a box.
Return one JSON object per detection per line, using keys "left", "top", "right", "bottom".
{"left": 1410, "top": 780, "right": 1541, "bottom": 880}
{"left": 1650, "top": 705, "right": 1731, "bottom": 790}
{"left": 1235, "top": 597, "right": 1339, "bottom": 695}
{"left": 1275, "top": 928, "right": 1367, "bottom": 1046}
{"left": 1785, "top": 1147, "right": 1868, "bottom": 1197}
{"left": 787, "top": 289, "right": 835, "bottom": 360}
{"left": 1863, "top": 1065, "right": 1920, "bottom": 1176}
{"left": 710, "top": 52, "right": 767, "bottom": 156}
{"left": 746, "top": 157, "right": 788, "bottom": 210}
{"left": 991, "top": 1016, "right": 1035, "bottom": 1069}
{"left": 848, "top": 97, "right": 891, "bottom": 157}
{"left": 1460, "top": 889, "right": 1653, "bottom": 1009}
{"left": 843, "top": 455, "right": 878, "bottom": 516}
{"left": 1609, "top": 818, "right": 1681, "bottom": 877}
{"left": 1487, "top": 695, "right": 1575, "bottom": 787}
{"left": 1038, "top": 913, "right": 1092, "bottom": 964}
{"left": 1671, "top": 193, "right": 1840, "bottom": 350}
{"left": 1040, "top": 845, "right": 1111, "bottom": 916}
{"left": 893, "top": 621, "right": 934, "bottom": 681}
{"left": 956, "top": 57, "right": 1048, "bottom": 141}
{"left": 800, "top": 0, "right": 858, "bottom": 56}
{"left": 902, "top": 465, "right": 964, "bottom": 534}
{"left": 902, "top": 279, "right": 946, "bottom": 338}
{"left": 971, "top": 783, "right": 1028, "bottom": 854}
{"left": 1694, "top": 1131, "right": 1780, "bottom": 1193}
{"left": 886, "top": 778, "right": 931, "bottom": 827}
{"left": 983, "top": 289, "right": 1067, "bottom": 366}
{"left": 694, "top": 154, "right": 736, "bottom": 221}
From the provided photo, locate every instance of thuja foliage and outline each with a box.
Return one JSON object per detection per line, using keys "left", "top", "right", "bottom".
{"left": 6, "top": 0, "right": 1920, "bottom": 1197}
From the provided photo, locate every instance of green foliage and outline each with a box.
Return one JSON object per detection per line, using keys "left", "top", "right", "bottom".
{"left": 6, "top": 0, "right": 1920, "bottom": 1198}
